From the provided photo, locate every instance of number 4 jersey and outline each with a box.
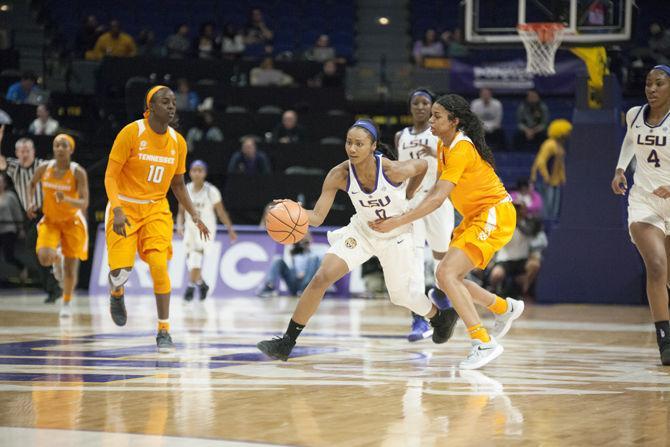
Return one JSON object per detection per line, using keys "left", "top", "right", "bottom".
{"left": 621, "top": 105, "right": 670, "bottom": 193}
{"left": 108, "top": 119, "right": 187, "bottom": 202}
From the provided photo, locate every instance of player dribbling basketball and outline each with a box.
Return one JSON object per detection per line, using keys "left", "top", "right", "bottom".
{"left": 612, "top": 64, "right": 670, "bottom": 366}
{"left": 257, "top": 119, "right": 459, "bottom": 361}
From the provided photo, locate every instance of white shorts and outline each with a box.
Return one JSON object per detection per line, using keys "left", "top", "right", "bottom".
{"left": 327, "top": 221, "right": 432, "bottom": 315}
{"left": 628, "top": 185, "right": 670, "bottom": 239}
{"left": 411, "top": 195, "right": 454, "bottom": 253}
{"left": 183, "top": 225, "right": 212, "bottom": 253}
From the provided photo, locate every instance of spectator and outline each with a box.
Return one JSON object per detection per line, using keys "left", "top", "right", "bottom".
{"left": 487, "top": 201, "right": 547, "bottom": 300}
{"left": 470, "top": 88, "right": 506, "bottom": 150}
{"left": 227, "top": 137, "right": 271, "bottom": 175}
{"left": 305, "top": 34, "right": 336, "bottom": 63}
{"left": 649, "top": 22, "right": 670, "bottom": 65}
{"left": 195, "top": 23, "right": 218, "bottom": 59}
{"left": 245, "top": 8, "right": 274, "bottom": 46}
{"left": 258, "top": 235, "right": 320, "bottom": 297}
{"left": 446, "top": 28, "right": 469, "bottom": 58}
{"left": 510, "top": 178, "right": 543, "bottom": 218}
{"left": 165, "top": 24, "right": 191, "bottom": 59}
{"left": 514, "top": 89, "right": 550, "bottom": 151}
{"left": 175, "top": 78, "right": 200, "bottom": 111}
{"left": 272, "top": 110, "right": 305, "bottom": 144}
{"left": 185, "top": 111, "right": 223, "bottom": 150}
{"left": 137, "top": 28, "right": 162, "bottom": 57}
{"left": 28, "top": 104, "right": 59, "bottom": 136}
{"left": 531, "top": 119, "right": 572, "bottom": 220}
{"left": 250, "top": 57, "right": 294, "bottom": 86}
{"left": 0, "top": 107, "right": 11, "bottom": 125}
{"left": 308, "top": 60, "right": 344, "bottom": 88}
{"left": 87, "top": 20, "right": 137, "bottom": 60}
{"left": 579, "top": 0, "right": 613, "bottom": 26}
{"left": 0, "top": 173, "right": 27, "bottom": 282}
{"left": 221, "top": 23, "right": 245, "bottom": 59}
{"left": 413, "top": 29, "right": 444, "bottom": 65}
{"left": 75, "top": 15, "right": 104, "bottom": 58}
{"left": 5, "top": 71, "right": 37, "bottom": 104}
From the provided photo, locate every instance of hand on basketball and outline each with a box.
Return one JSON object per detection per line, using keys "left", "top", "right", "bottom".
{"left": 611, "top": 170, "right": 627, "bottom": 195}
{"left": 368, "top": 216, "right": 401, "bottom": 233}
{"left": 653, "top": 186, "right": 670, "bottom": 199}
{"left": 416, "top": 144, "right": 436, "bottom": 158}
{"left": 193, "top": 215, "right": 210, "bottom": 241}
{"left": 112, "top": 207, "right": 131, "bottom": 237}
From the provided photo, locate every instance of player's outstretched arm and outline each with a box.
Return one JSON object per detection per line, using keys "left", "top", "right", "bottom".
{"left": 305, "top": 162, "right": 348, "bottom": 227}
{"left": 385, "top": 158, "right": 428, "bottom": 200}
{"left": 176, "top": 204, "right": 185, "bottom": 237}
{"left": 214, "top": 200, "right": 237, "bottom": 242}
{"left": 171, "top": 174, "right": 210, "bottom": 241}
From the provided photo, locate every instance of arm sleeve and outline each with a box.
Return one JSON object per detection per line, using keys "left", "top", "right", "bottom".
{"left": 176, "top": 133, "right": 187, "bottom": 175}
{"left": 108, "top": 125, "right": 133, "bottom": 165}
{"left": 438, "top": 141, "right": 472, "bottom": 185}
{"left": 616, "top": 109, "right": 638, "bottom": 171}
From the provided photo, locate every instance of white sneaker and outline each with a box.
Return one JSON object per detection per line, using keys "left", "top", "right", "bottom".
{"left": 459, "top": 338, "right": 504, "bottom": 370}
{"left": 490, "top": 297, "right": 524, "bottom": 339}
{"left": 59, "top": 302, "right": 72, "bottom": 318}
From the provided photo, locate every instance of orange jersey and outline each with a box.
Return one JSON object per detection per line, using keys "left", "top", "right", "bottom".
{"left": 437, "top": 132, "right": 509, "bottom": 218}
{"left": 107, "top": 119, "right": 187, "bottom": 202}
{"left": 41, "top": 160, "right": 81, "bottom": 223}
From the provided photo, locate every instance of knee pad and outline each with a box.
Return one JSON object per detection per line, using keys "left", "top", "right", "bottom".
{"left": 388, "top": 289, "right": 433, "bottom": 316}
{"left": 186, "top": 250, "right": 203, "bottom": 271}
{"left": 109, "top": 268, "right": 131, "bottom": 289}
{"left": 145, "top": 251, "right": 171, "bottom": 294}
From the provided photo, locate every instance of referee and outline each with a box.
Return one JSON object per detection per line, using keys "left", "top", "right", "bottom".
{"left": 0, "top": 127, "right": 62, "bottom": 302}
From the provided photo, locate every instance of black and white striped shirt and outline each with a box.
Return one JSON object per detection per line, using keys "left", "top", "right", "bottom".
{"left": 3, "top": 157, "right": 45, "bottom": 211}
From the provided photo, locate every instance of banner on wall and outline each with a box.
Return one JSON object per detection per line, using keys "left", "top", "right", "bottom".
{"left": 449, "top": 58, "right": 586, "bottom": 95}
{"left": 89, "top": 225, "right": 360, "bottom": 297}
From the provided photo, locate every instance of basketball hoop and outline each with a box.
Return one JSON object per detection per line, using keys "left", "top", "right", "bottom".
{"left": 517, "top": 22, "right": 566, "bottom": 76}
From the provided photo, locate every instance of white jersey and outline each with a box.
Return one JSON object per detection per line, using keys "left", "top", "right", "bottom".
{"left": 185, "top": 181, "right": 221, "bottom": 234}
{"left": 619, "top": 105, "right": 670, "bottom": 193}
{"left": 347, "top": 154, "right": 409, "bottom": 238}
{"left": 397, "top": 126, "right": 440, "bottom": 197}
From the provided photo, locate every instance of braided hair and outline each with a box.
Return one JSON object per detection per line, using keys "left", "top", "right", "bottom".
{"left": 435, "top": 94, "right": 495, "bottom": 167}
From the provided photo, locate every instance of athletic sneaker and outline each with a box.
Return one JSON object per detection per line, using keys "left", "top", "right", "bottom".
{"left": 199, "top": 281, "right": 210, "bottom": 300}
{"left": 257, "top": 334, "right": 296, "bottom": 361}
{"left": 490, "top": 297, "right": 525, "bottom": 339}
{"left": 156, "top": 330, "right": 175, "bottom": 353}
{"left": 59, "top": 302, "right": 72, "bottom": 318}
{"left": 408, "top": 314, "right": 433, "bottom": 342}
{"left": 459, "top": 338, "right": 504, "bottom": 370}
{"left": 661, "top": 342, "right": 670, "bottom": 366}
{"left": 110, "top": 294, "right": 127, "bottom": 326}
{"left": 44, "top": 287, "right": 62, "bottom": 304}
{"left": 430, "top": 308, "right": 459, "bottom": 344}
{"left": 428, "top": 287, "right": 451, "bottom": 310}
{"left": 184, "top": 286, "right": 195, "bottom": 302}
{"left": 257, "top": 285, "right": 278, "bottom": 298}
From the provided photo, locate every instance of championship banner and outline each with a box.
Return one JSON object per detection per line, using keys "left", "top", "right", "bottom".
{"left": 89, "top": 225, "right": 359, "bottom": 297}
{"left": 449, "top": 58, "right": 586, "bottom": 95}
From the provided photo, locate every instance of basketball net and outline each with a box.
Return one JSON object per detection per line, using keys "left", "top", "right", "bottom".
{"left": 517, "top": 23, "right": 566, "bottom": 76}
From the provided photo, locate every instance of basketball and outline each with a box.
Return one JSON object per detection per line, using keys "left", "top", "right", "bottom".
{"left": 265, "top": 200, "right": 309, "bottom": 244}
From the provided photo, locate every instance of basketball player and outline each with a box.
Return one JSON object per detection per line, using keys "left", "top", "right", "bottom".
{"left": 612, "top": 65, "right": 670, "bottom": 366}
{"left": 27, "top": 134, "right": 88, "bottom": 318}
{"left": 257, "top": 119, "right": 459, "bottom": 361}
{"left": 177, "top": 159, "right": 237, "bottom": 301}
{"left": 397, "top": 87, "right": 455, "bottom": 342}
{"left": 370, "top": 95, "right": 525, "bottom": 369}
{"left": 104, "top": 85, "right": 209, "bottom": 352}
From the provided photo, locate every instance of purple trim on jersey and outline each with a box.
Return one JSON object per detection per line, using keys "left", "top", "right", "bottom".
{"left": 350, "top": 154, "right": 380, "bottom": 194}
{"left": 630, "top": 105, "right": 645, "bottom": 128}
{"left": 345, "top": 164, "right": 350, "bottom": 193}
{"left": 380, "top": 155, "right": 402, "bottom": 188}
{"left": 642, "top": 104, "right": 670, "bottom": 129}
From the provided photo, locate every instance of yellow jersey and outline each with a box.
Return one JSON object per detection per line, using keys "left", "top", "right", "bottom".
{"left": 438, "top": 132, "right": 508, "bottom": 218}
{"left": 108, "top": 119, "right": 187, "bottom": 202}
{"left": 41, "top": 160, "right": 81, "bottom": 223}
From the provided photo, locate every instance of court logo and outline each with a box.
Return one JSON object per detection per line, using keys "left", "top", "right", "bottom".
{"left": 345, "top": 237, "right": 357, "bottom": 249}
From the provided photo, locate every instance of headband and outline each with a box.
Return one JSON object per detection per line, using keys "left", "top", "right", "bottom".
{"left": 54, "top": 133, "right": 75, "bottom": 152}
{"left": 190, "top": 159, "right": 208, "bottom": 170}
{"left": 351, "top": 120, "right": 378, "bottom": 141}
{"left": 143, "top": 85, "right": 168, "bottom": 119}
{"left": 653, "top": 65, "right": 670, "bottom": 77}
{"left": 410, "top": 90, "right": 433, "bottom": 103}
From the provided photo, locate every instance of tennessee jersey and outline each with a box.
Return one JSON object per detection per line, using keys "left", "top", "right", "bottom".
{"left": 438, "top": 132, "right": 509, "bottom": 218}
{"left": 108, "top": 119, "right": 187, "bottom": 202}
{"left": 41, "top": 160, "right": 81, "bottom": 222}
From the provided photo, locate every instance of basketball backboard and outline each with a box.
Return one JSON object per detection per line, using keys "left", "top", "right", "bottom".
{"left": 463, "top": 0, "right": 634, "bottom": 45}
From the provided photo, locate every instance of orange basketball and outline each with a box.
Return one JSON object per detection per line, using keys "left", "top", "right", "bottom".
{"left": 265, "top": 200, "right": 309, "bottom": 244}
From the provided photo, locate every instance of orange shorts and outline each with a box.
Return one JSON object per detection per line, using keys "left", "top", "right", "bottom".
{"left": 36, "top": 212, "right": 89, "bottom": 260}
{"left": 105, "top": 197, "right": 173, "bottom": 270}
{"left": 451, "top": 201, "right": 516, "bottom": 269}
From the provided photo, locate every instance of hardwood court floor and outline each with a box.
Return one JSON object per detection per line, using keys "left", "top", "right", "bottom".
{"left": 0, "top": 292, "right": 668, "bottom": 446}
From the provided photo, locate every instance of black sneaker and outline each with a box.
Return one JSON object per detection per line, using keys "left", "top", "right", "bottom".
{"left": 184, "top": 286, "right": 195, "bottom": 302}
{"left": 661, "top": 342, "right": 670, "bottom": 366}
{"left": 430, "top": 308, "right": 459, "bottom": 344}
{"left": 110, "top": 294, "right": 127, "bottom": 326}
{"left": 199, "top": 281, "right": 209, "bottom": 300}
{"left": 156, "top": 330, "right": 175, "bottom": 353}
{"left": 257, "top": 334, "right": 296, "bottom": 361}
{"left": 44, "top": 288, "right": 62, "bottom": 304}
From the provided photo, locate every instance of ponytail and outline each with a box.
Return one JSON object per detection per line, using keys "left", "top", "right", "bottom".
{"left": 435, "top": 94, "right": 496, "bottom": 167}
